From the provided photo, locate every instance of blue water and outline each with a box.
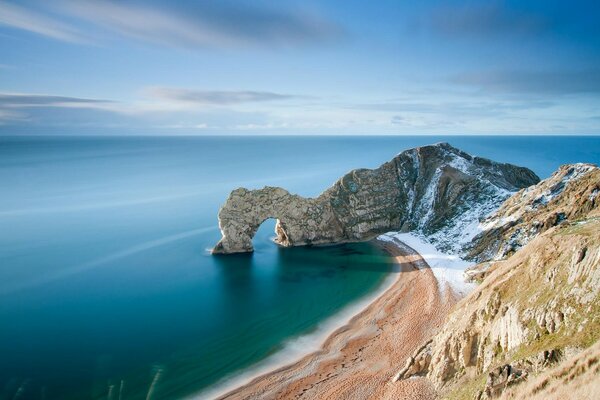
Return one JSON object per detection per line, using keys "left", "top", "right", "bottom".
{"left": 0, "top": 135, "right": 599, "bottom": 400}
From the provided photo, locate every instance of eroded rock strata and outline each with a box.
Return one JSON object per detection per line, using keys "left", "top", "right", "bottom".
{"left": 395, "top": 165, "right": 600, "bottom": 399}
{"left": 212, "top": 143, "right": 539, "bottom": 254}
{"left": 211, "top": 144, "right": 600, "bottom": 399}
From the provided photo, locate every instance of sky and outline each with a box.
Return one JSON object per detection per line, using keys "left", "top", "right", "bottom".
{"left": 0, "top": 0, "right": 599, "bottom": 135}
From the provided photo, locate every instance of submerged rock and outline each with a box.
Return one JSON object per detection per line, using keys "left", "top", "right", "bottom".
{"left": 212, "top": 143, "right": 539, "bottom": 254}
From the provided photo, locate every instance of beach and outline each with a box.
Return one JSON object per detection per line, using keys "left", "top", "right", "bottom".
{"left": 216, "top": 239, "right": 463, "bottom": 399}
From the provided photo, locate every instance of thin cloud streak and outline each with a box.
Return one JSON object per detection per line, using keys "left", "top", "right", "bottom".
{"left": 147, "top": 87, "right": 306, "bottom": 105}
{"left": 60, "top": 0, "right": 343, "bottom": 49}
{"left": 0, "top": 93, "right": 113, "bottom": 106}
{"left": 0, "top": 1, "right": 84, "bottom": 43}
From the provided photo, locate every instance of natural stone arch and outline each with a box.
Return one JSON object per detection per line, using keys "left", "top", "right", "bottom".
{"left": 212, "top": 144, "right": 540, "bottom": 255}
{"left": 212, "top": 186, "right": 344, "bottom": 254}
{"left": 249, "top": 216, "right": 290, "bottom": 248}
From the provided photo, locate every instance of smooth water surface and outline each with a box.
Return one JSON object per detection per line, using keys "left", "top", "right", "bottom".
{"left": 1, "top": 135, "right": 599, "bottom": 399}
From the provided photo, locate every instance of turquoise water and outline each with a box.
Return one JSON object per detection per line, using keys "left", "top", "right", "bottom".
{"left": 1, "top": 135, "right": 599, "bottom": 399}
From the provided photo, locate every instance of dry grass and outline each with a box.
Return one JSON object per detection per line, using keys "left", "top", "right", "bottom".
{"left": 500, "top": 340, "right": 600, "bottom": 400}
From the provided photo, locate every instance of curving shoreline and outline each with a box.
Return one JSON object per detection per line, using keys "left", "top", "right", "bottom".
{"left": 210, "top": 239, "right": 463, "bottom": 400}
{"left": 192, "top": 252, "right": 399, "bottom": 400}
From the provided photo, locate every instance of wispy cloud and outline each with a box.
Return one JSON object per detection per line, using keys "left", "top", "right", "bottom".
{"left": 0, "top": 93, "right": 112, "bottom": 107}
{"left": 0, "top": 2, "right": 84, "bottom": 43}
{"left": 0, "top": 92, "right": 115, "bottom": 127}
{"left": 0, "top": 89, "right": 285, "bottom": 132}
{"left": 60, "top": 0, "right": 343, "bottom": 49}
{"left": 0, "top": 109, "right": 27, "bottom": 124}
{"left": 451, "top": 69, "right": 600, "bottom": 95}
{"left": 0, "top": 1, "right": 342, "bottom": 48}
{"left": 146, "top": 87, "right": 305, "bottom": 105}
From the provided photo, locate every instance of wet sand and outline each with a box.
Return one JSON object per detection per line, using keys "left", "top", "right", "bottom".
{"left": 218, "top": 239, "right": 461, "bottom": 399}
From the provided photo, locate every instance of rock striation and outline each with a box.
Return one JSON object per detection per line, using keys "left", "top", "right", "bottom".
{"left": 467, "top": 163, "right": 599, "bottom": 262}
{"left": 394, "top": 165, "right": 600, "bottom": 399}
{"left": 212, "top": 143, "right": 539, "bottom": 254}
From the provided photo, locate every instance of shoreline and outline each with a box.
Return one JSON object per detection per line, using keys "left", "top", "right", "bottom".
{"left": 204, "top": 238, "right": 462, "bottom": 400}
{"left": 192, "top": 243, "right": 400, "bottom": 399}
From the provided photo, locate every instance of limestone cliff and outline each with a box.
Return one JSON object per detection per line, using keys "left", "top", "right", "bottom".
{"left": 212, "top": 143, "right": 539, "bottom": 254}
{"left": 395, "top": 165, "right": 600, "bottom": 399}
{"left": 467, "top": 163, "right": 599, "bottom": 263}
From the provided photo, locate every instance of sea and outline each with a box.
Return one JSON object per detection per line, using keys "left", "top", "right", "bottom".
{"left": 1, "top": 135, "right": 599, "bottom": 399}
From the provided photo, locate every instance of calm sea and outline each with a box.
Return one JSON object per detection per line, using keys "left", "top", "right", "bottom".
{"left": 1, "top": 135, "right": 599, "bottom": 399}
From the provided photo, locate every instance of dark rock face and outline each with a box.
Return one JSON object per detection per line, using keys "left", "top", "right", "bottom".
{"left": 212, "top": 143, "right": 540, "bottom": 254}
{"left": 467, "top": 163, "right": 599, "bottom": 261}
{"left": 478, "top": 364, "right": 528, "bottom": 399}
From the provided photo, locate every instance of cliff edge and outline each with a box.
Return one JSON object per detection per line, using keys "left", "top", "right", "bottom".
{"left": 394, "top": 164, "right": 600, "bottom": 399}
{"left": 212, "top": 143, "right": 539, "bottom": 254}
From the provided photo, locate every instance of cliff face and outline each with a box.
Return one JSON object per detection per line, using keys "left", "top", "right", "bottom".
{"left": 467, "top": 163, "right": 599, "bottom": 263}
{"left": 395, "top": 166, "right": 600, "bottom": 399}
{"left": 213, "top": 143, "right": 539, "bottom": 254}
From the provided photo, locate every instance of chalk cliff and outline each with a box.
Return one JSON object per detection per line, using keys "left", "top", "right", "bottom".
{"left": 212, "top": 143, "right": 539, "bottom": 254}
{"left": 394, "top": 165, "right": 600, "bottom": 399}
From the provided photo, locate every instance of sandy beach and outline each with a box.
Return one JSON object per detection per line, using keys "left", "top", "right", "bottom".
{"left": 217, "top": 239, "right": 462, "bottom": 400}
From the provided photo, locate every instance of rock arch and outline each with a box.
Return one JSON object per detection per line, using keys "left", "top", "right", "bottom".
{"left": 212, "top": 186, "right": 343, "bottom": 254}
{"left": 212, "top": 144, "right": 540, "bottom": 255}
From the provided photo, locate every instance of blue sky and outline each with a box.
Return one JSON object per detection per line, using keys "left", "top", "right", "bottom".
{"left": 1, "top": 0, "right": 599, "bottom": 135}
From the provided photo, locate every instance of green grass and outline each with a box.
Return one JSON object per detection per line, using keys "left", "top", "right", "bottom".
{"left": 443, "top": 219, "right": 600, "bottom": 398}
{"left": 443, "top": 374, "right": 486, "bottom": 400}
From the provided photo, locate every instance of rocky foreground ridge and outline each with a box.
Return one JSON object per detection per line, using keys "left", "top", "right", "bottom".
{"left": 395, "top": 164, "right": 600, "bottom": 399}
{"left": 212, "top": 143, "right": 539, "bottom": 254}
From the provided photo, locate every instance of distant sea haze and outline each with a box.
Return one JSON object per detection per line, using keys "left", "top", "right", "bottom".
{"left": 0, "top": 135, "right": 599, "bottom": 399}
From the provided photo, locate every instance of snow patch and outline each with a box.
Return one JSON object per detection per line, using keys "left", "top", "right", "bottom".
{"left": 448, "top": 154, "right": 473, "bottom": 174}
{"left": 426, "top": 186, "right": 511, "bottom": 255}
{"left": 479, "top": 214, "right": 518, "bottom": 232}
{"left": 416, "top": 168, "right": 442, "bottom": 228}
{"left": 404, "top": 149, "right": 420, "bottom": 215}
{"left": 412, "top": 148, "right": 514, "bottom": 254}
{"left": 379, "top": 232, "right": 476, "bottom": 296}
{"left": 533, "top": 163, "right": 596, "bottom": 207}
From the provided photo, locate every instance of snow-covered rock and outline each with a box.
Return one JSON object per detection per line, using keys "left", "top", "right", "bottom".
{"left": 467, "top": 163, "right": 599, "bottom": 261}
{"left": 213, "top": 143, "right": 539, "bottom": 254}
{"left": 394, "top": 165, "right": 600, "bottom": 399}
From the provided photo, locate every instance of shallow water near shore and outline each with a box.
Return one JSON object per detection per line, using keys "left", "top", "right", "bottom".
{"left": 1, "top": 135, "right": 599, "bottom": 399}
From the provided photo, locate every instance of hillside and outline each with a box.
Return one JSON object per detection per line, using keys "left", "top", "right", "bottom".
{"left": 395, "top": 165, "right": 600, "bottom": 399}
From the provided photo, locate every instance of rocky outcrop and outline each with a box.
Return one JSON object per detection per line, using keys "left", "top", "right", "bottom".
{"left": 482, "top": 364, "right": 528, "bottom": 399}
{"left": 211, "top": 187, "right": 342, "bottom": 254}
{"left": 499, "top": 340, "right": 600, "bottom": 399}
{"left": 213, "top": 143, "right": 539, "bottom": 254}
{"left": 394, "top": 165, "right": 600, "bottom": 399}
{"left": 467, "top": 163, "right": 599, "bottom": 262}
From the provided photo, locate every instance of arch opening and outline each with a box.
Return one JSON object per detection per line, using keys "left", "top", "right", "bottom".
{"left": 251, "top": 218, "right": 291, "bottom": 251}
